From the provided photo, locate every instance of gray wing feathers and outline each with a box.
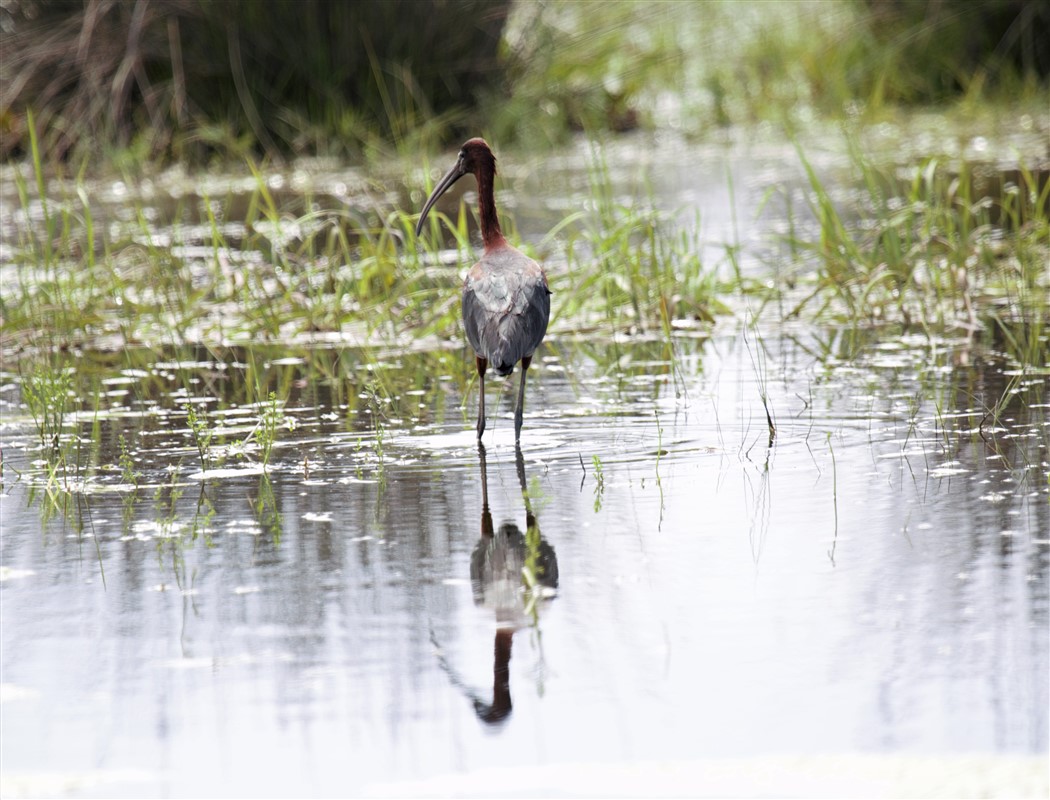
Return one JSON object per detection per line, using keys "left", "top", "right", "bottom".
{"left": 462, "top": 257, "right": 549, "bottom": 373}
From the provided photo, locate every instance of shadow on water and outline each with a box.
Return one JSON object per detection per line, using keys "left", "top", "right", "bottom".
{"left": 431, "top": 443, "right": 558, "bottom": 726}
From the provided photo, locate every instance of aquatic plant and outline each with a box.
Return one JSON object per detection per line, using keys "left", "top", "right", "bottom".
{"left": 591, "top": 454, "right": 605, "bottom": 512}
{"left": 3, "top": 137, "right": 466, "bottom": 353}
{"left": 154, "top": 469, "right": 186, "bottom": 542}
{"left": 743, "top": 311, "right": 777, "bottom": 449}
{"left": 250, "top": 475, "right": 283, "bottom": 545}
{"left": 654, "top": 409, "right": 665, "bottom": 524}
{"left": 826, "top": 432, "right": 839, "bottom": 567}
{"left": 252, "top": 391, "right": 288, "bottom": 471}
{"left": 184, "top": 402, "right": 215, "bottom": 472}
{"left": 118, "top": 433, "right": 140, "bottom": 488}
{"left": 20, "top": 364, "right": 72, "bottom": 454}
{"left": 191, "top": 488, "right": 218, "bottom": 548}
{"left": 362, "top": 380, "right": 388, "bottom": 467}
{"left": 554, "top": 143, "right": 727, "bottom": 333}
{"left": 6, "top": 115, "right": 107, "bottom": 349}
{"left": 779, "top": 141, "right": 1049, "bottom": 369}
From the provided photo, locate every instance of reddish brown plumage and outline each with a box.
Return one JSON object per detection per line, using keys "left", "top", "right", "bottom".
{"left": 415, "top": 138, "right": 551, "bottom": 441}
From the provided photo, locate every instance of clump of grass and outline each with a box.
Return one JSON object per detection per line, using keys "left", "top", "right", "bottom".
{"left": 21, "top": 363, "right": 74, "bottom": 458}
{"left": 191, "top": 488, "right": 217, "bottom": 548}
{"left": 3, "top": 136, "right": 476, "bottom": 357}
{"left": 251, "top": 475, "right": 283, "bottom": 544}
{"left": 154, "top": 470, "right": 186, "bottom": 542}
{"left": 183, "top": 385, "right": 296, "bottom": 474}
{"left": 555, "top": 144, "right": 727, "bottom": 333}
{"left": 252, "top": 391, "right": 291, "bottom": 471}
{"left": 5, "top": 134, "right": 207, "bottom": 353}
{"left": 780, "top": 140, "right": 1050, "bottom": 367}
{"left": 361, "top": 380, "right": 389, "bottom": 467}
{"left": 5, "top": 115, "right": 107, "bottom": 350}
{"left": 118, "top": 433, "right": 141, "bottom": 488}
{"left": 742, "top": 312, "right": 777, "bottom": 450}
{"left": 184, "top": 402, "right": 216, "bottom": 472}
{"left": 26, "top": 481, "right": 77, "bottom": 528}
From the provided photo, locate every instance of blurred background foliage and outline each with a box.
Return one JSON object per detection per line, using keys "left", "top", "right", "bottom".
{"left": 1, "top": 0, "right": 1048, "bottom": 165}
{"left": 1, "top": 0, "right": 510, "bottom": 162}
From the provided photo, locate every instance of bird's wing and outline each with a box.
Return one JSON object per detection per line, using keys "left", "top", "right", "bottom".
{"left": 461, "top": 276, "right": 496, "bottom": 358}
{"left": 462, "top": 254, "right": 550, "bottom": 370}
{"left": 499, "top": 262, "right": 550, "bottom": 360}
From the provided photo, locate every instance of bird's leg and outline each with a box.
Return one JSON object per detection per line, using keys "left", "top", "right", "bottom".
{"left": 476, "top": 356, "right": 488, "bottom": 439}
{"left": 514, "top": 356, "right": 531, "bottom": 443}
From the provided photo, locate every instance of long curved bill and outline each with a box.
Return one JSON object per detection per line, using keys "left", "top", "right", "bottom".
{"left": 415, "top": 157, "right": 466, "bottom": 236}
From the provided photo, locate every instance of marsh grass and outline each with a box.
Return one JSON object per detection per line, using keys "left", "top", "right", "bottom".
{"left": 251, "top": 391, "right": 289, "bottom": 471}
{"left": 184, "top": 402, "right": 216, "bottom": 472}
{"left": 9, "top": 115, "right": 1043, "bottom": 377}
{"left": 118, "top": 433, "right": 140, "bottom": 488}
{"left": 5, "top": 339, "right": 447, "bottom": 539}
{"left": 742, "top": 311, "right": 777, "bottom": 450}
{"left": 591, "top": 454, "right": 605, "bottom": 513}
{"left": 25, "top": 480, "right": 80, "bottom": 532}
{"left": 3, "top": 145, "right": 471, "bottom": 356}
{"left": 359, "top": 380, "right": 390, "bottom": 467}
{"left": 20, "top": 363, "right": 72, "bottom": 454}
{"left": 4, "top": 116, "right": 1046, "bottom": 527}
{"left": 554, "top": 144, "right": 727, "bottom": 333}
{"left": 250, "top": 475, "right": 283, "bottom": 544}
{"left": 779, "top": 140, "right": 1050, "bottom": 369}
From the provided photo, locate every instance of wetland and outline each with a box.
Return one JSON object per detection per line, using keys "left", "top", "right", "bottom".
{"left": 1, "top": 115, "right": 1048, "bottom": 796}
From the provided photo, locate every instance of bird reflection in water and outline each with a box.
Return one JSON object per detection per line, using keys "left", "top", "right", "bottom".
{"left": 433, "top": 444, "right": 558, "bottom": 725}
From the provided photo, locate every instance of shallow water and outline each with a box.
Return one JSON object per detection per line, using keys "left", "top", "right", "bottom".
{"left": 2, "top": 129, "right": 1049, "bottom": 797}
{"left": 2, "top": 327, "right": 1047, "bottom": 797}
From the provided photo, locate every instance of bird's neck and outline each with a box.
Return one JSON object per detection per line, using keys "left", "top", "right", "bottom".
{"left": 476, "top": 167, "right": 505, "bottom": 250}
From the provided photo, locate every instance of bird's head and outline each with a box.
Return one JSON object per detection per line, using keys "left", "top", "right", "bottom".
{"left": 415, "top": 138, "right": 496, "bottom": 237}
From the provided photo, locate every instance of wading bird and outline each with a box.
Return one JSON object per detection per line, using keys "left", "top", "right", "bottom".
{"left": 415, "top": 138, "right": 551, "bottom": 442}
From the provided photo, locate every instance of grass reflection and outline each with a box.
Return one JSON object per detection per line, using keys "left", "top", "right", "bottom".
{"left": 249, "top": 474, "right": 283, "bottom": 546}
